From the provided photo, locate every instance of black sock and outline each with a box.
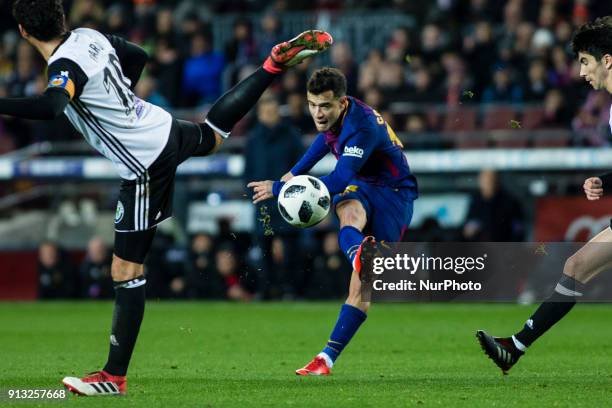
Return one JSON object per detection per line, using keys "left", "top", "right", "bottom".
{"left": 103, "top": 276, "right": 146, "bottom": 376}
{"left": 206, "top": 67, "right": 277, "bottom": 134}
{"left": 514, "top": 275, "right": 583, "bottom": 348}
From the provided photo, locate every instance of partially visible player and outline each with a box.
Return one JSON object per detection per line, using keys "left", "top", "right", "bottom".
{"left": 7, "top": 0, "right": 332, "bottom": 396}
{"left": 477, "top": 17, "right": 612, "bottom": 374}
{"left": 248, "top": 68, "right": 418, "bottom": 375}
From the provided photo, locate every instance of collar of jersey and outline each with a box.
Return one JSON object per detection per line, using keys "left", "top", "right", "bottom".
{"left": 50, "top": 31, "right": 72, "bottom": 58}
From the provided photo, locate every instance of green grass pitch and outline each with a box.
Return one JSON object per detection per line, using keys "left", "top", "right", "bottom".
{"left": 1, "top": 302, "right": 612, "bottom": 407}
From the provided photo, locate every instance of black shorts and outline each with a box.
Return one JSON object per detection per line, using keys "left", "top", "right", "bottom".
{"left": 113, "top": 119, "right": 215, "bottom": 263}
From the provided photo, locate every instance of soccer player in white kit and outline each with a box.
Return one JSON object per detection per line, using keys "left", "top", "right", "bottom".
{"left": 477, "top": 17, "right": 612, "bottom": 375}
{"left": 6, "top": 0, "right": 332, "bottom": 396}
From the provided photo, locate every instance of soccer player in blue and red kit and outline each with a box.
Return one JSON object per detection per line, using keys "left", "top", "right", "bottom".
{"left": 248, "top": 67, "right": 418, "bottom": 375}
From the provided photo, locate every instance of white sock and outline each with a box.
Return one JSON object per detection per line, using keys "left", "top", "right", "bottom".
{"left": 317, "top": 352, "right": 334, "bottom": 368}
{"left": 511, "top": 335, "right": 527, "bottom": 352}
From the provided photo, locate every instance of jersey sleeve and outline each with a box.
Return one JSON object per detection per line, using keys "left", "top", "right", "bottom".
{"left": 599, "top": 171, "right": 612, "bottom": 188}
{"left": 0, "top": 90, "right": 70, "bottom": 120}
{"left": 319, "top": 127, "right": 379, "bottom": 194}
{"left": 47, "top": 58, "right": 88, "bottom": 100}
{"left": 290, "top": 133, "right": 330, "bottom": 175}
{"left": 105, "top": 34, "right": 148, "bottom": 90}
{"left": 271, "top": 133, "right": 330, "bottom": 198}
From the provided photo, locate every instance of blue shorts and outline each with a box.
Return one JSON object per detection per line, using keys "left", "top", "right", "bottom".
{"left": 332, "top": 179, "right": 414, "bottom": 242}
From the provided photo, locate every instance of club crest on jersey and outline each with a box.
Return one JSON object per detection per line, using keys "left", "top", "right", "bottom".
{"left": 343, "top": 145, "right": 364, "bottom": 158}
{"left": 340, "top": 184, "right": 359, "bottom": 196}
{"left": 48, "top": 74, "right": 68, "bottom": 88}
{"left": 115, "top": 201, "right": 124, "bottom": 223}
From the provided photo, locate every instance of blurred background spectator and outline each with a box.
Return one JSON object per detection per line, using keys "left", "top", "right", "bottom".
{"left": 38, "top": 241, "right": 76, "bottom": 299}
{"left": 182, "top": 31, "right": 225, "bottom": 106}
{"left": 305, "top": 231, "right": 351, "bottom": 298}
{"left": 79, "top": 237, "right": 113, "bottom": 299}
{"left": 463, "top": 169, "right": 525, "bottom": 242}
{"left": 185, "top": 233, "right": 225, "bottom": 298}
{"left": 215, "top": 244, "right": 252, "bottom": 301}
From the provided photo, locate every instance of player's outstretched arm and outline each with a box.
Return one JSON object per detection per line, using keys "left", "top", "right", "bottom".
{"left": 0, "top": 88, "right": 69, "bottom": 120}
{"left": 290, "top": 134, "right": 329, "bottom": 176}
{"left": 584, "top": 176, "right": 604, "bottom": 200}
{"left": 105, "top": 34, "right": 148, "bottom": 90}
{"left": 0, "top": 57, "right": 87, "bottom": 120}
{"left": 270, "top": 134, "right": 330, "bottom": 194}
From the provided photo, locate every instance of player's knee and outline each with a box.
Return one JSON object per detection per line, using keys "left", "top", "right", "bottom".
{"left": 337, "top": 201, "right": 366, "bottom": 229}
{"left": 563, "top": 254, "right": 587, "bottom": 281}
{"left": 111, "top": 255, "right": 143, "bottom": 281}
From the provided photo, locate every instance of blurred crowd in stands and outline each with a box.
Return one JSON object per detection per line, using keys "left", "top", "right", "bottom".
{"left": 37, "top": 228, "right": 352, "bottom": 301}
{"left": 2, "top": 0, "right": 576, "bottom": 299}
{"left": 36, "top": 163, "right": 525, "bottom": 301}
{"left": 0, "top": 0, "right": 610, "bottom": 154}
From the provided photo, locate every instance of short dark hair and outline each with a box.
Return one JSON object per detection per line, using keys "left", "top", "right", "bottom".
{"left": 571, "top": 17, "right": 612, "bottom": 60}
{"left": 307, "top": 67, "right": 347, "bottom": 97}
{"left": 12, "top": 0, "right": 66, "bottom": 41}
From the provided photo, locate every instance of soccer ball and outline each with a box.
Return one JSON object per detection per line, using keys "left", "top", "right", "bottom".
{"left": 278, "top": 175, "right": 331, "bottom": 228}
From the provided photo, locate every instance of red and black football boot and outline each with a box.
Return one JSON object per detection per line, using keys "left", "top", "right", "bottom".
{"left": 62, "top": 370, "right": 126, "bottom": 396}
{"left": 476, "top": 330, "right": 524, "bottom": 375}
{"left": 263, "top": 30, "right": 333, "bottom": 73}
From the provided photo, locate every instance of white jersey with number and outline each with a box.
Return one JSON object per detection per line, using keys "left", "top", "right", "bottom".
{"left": 48, "top": 28, "right": 171, "bottom": 180}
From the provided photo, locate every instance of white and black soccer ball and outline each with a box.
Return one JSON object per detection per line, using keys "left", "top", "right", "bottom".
{"left": 278, "top": 175, "right": 331, "bottom": 228}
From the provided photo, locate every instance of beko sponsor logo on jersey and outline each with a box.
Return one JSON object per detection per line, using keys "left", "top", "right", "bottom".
{"left": 343, "top": 145, "right": 364, "bottom": 158}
